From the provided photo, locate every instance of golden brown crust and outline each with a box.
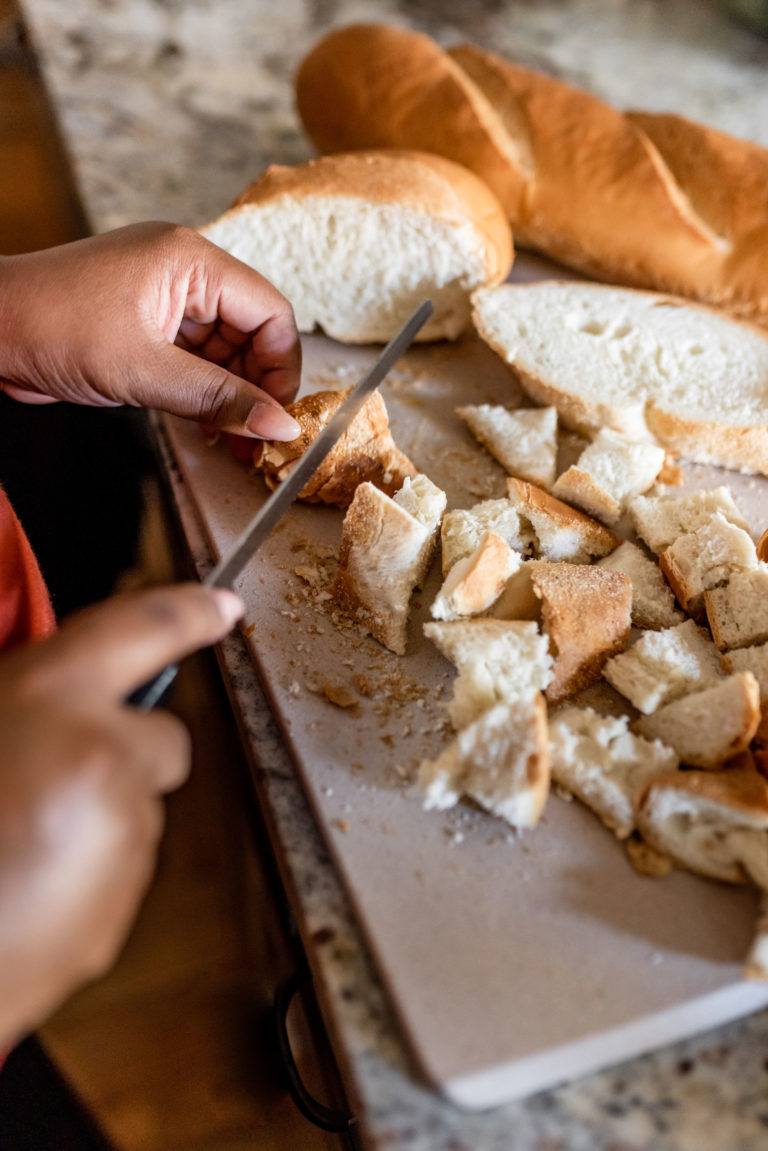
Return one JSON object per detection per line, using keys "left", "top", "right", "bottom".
{"left": 259, "top": 387, "right": 416, "bottom": 506}
{"left": 530, "top": 563, "right": 632, "bottom": 704}
{"left": 641, "top": 764, "right": 768, "bottom": 825}
{"left": 506, "top": 478, "right": 619, "bottom": 554}
{"left": 226, "top": 149, "right": 513, "bottom": 284}
{"left": 295, "top": 24, "right": 527, "bottom": 217}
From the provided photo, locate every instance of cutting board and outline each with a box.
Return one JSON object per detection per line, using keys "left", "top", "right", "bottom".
{"left": 163, "top": 253, "right": 768, "bottom": 1109}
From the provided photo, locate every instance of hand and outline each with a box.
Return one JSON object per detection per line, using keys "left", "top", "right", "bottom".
{"left": 0, "top": 582, "right": 243, "bottom": 1049}
{"left": 0, "top": 221, "right": 301, "bottom": 439}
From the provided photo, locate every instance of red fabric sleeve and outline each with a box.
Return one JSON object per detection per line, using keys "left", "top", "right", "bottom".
{"left": 0, "top": 485, "right": 56, "bottom": 650}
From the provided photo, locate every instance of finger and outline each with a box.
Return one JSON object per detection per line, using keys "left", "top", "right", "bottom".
{"left": 19, "top": 584, "right": 245, "bottom": 705}
{"left": 110, "top": 707, "right": 192, "bottom": 795}
{"left": 138, "top": 342, "right": 301, "bottom": 439}
{"left": 0, "top": 381, "right": 61, "bottom": 405}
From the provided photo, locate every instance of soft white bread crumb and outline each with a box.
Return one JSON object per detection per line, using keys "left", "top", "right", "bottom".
{"left": 201, "top": 150, "right": 512, "bottom": 344}
{"left": 603, "top": 618, "right": 724, "bottom": 715}
{"left": 723, "top": 642, "right": 768, "bottom": 695}
{"left": 472, "top": 282, "right": 768, "bottom": 474}
{"left": 424, "top": 618, "right": 553, "bottom": 729}
{"left": 333, "top": 477, "right": 444, "bottom": 654}
{"left": 637, "top": 766, "right": 768, "bottom": 887}
{"left": 530, "top": 563, "right": 632, "bottom": 704}
{"left": 440, "top": 499, "right": 532, "bottom": 576}
{"left": 548, "top": 706, "right": 678, "bottom": 838}
{"left": 659, "top": 512, "right": 758, "bottom": 617}
{"left": 551, "top": 429, "right": 665, "bottom": 526}
{"left": 431, "top": 531, "right": 520, "bottom": 620}
{"left": 633, "top": 671, "right": 761, "bottom": 767}
{"left": 456, "top": 404, "right": 558, "bottom": 489}
{"left": 597, "top": 540, "right": 683, "bottom": 630}
{"left": 506, "top": 478, "right": 617, "bottom": 563}
{"left": 704, "top": 564, "right": 768, "bottom": 651}
{"left": 628, "top": 486, "right": 749, "bottom": 554}
{"left": 393, "top": 474, "right": 447, "bottom": 588}
{"left": 419, "top": 694, "right": 550, "bottom": 829}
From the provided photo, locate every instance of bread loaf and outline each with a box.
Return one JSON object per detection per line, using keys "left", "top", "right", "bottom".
{"left": 296, "top": 24, "right": 768, "bottom": 325}
{"left": 199, "top": 149, "right": 512, "bottom": 343}
{"left": 472, "top": 281, "right": 768, "bottom": 475}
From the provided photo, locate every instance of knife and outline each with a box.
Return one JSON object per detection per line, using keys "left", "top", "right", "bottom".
{"left": 130, "top": 298, "right": 434, "bottom": 709}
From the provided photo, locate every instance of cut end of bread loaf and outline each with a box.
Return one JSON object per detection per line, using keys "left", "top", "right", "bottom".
{"left": 200, "top": 149, "right": 513, "bottom": 344}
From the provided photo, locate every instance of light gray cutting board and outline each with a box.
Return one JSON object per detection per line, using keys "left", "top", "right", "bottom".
{"left": 163, "top": 254, "right": 768, "bottom": 1109}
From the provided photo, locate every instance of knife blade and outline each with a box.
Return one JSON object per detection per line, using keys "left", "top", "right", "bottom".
{"left": 130, "top": 298, "right": 434, "bottom": 708}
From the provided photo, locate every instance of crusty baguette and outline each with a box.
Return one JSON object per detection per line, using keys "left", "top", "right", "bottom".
{"left": 473, "top": 282, "right": 768, "bottom": 475}
{"left": 200, "top": 148, "right": 512, "bottom": 343}
{"left": 296, "top": 25, "right": 768, "bottom": 326}
{"left": 260, "top": 387, "right": 416, "bottom": 506}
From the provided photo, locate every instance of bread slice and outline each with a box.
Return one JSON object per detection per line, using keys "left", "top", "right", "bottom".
{"left": 603, "top": 619, "right": 724, "bottom": 715}
{"left": 423, "top": 618, "right": 553, "bottom": 729}
{"left": 628, "top": 485, "right": 749, "bottom": 554}
{"left": 456, "top": 404, "right": 558, "bottom": 489}
{"left": 529, "top": 563, "right": 632, "bottom": 705}
{"left": 551, "top": 428, "right": 665, "bottom": 526}
{"left": 633, "top": 671, "right": 761, "bottom": 768}
{"left": 333, "top": 477, "right": 444, "bottom": 654}
{"left": 260, "top": 387, "right": 416, "bottom": 505}
{"left": 472, "top": 281, "right": 768, "bottom": 474}
{"left": 430, "top": 531, "right": 520, "bottom": 621}
{"left": 704, "top": 565, "right": 768, "bottom": 651}
{"left": 636, "top": 765, "right": 768, "bottom": 887}
{"left": 440, "top": 498, "right": 532, "bottom": 576}
{"left": 200, "top": 149, "right": 512, "bottom": 343}
{"left": 548, "top": 706, "right": 678, "bottom": 838}
{"left": 659, "top": 512, "right": 758, "bottom": 617}
{"left": 506, "top": 478, "right": 618, "bottom": 563}
{"left": 596, "top": 540, "right": 683, "bottom": 630}
{"left": 418, "top": 694, "right": 550, "bottom": 829}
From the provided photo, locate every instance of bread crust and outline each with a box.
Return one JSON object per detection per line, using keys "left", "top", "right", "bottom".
{"left": 260, "top": 387, "right": 416, "bottom": 506}
{"left": 506, "top": 478, "right": 618, "bottom": 557}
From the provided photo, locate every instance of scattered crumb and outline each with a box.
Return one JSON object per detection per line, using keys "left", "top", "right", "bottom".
{"left": 321, "top": 680, "right": 359, "bottom": 708}
{"left": 333, "top": 819, "right": 351, "bottom": 834}
{"left": 242, "top": 622, "right": 256, "bottom": 638}
{"left": 626, "top": 834, "right": 674, "bottom": 878}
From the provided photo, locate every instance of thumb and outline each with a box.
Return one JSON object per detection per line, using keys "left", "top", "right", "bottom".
{"left": 134, "top": 343, "right": 301, "bottom": 439}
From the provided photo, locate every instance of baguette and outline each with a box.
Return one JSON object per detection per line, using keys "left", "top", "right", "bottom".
{"left": 473, "top": 281, "right": 768, "bottom": 475}
{"left": 200, "top": 148, "right": 512, "bottom": 343}
{"left": 296, "top": 25, "right": 768, "bottom": 325}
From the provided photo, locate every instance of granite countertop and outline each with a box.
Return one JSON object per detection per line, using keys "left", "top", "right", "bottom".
{"left": 18, "top": 0, "right": 768, "bottom": 1147}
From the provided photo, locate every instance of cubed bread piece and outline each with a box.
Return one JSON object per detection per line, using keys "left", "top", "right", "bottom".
{"left": 431, "top": 531, "right": 520, "bottom": 620}
{"left": 597, "top": 540, "right": 683, "bottom": 629}
{"left": 603, "top": 618, "right": 724, "bottom": 715}
{"left": 633, "top": 672, "right": 761, "bottom": 768}
{"left": 531, "top": 564, "right": 632, "bottom": 705}
{"left": 551, "top": 428, "right": 665, "bottom": 526}
{"left": 659, "top": 512, "right": 758, "bottom": 617}
{"left": 456, "top": 404, "right": 558, "bottom": 489}
{"left": 424, "top": 618, "right": 553, "bottom": 729}
{"left": 628, "top": 486, "right": 749, "bottom": 554}
{"left": 723, "top": 641, "right": 768, "bottom": 695}
{"left": 705, "top": 565, "right": 768, "bottom": 651}
{"left": 488, "top": 558, "right": 544, "bottom": 621}
{"left": 333, "top": 477, "right": 444, "bottom": 654}
{"left": 506, "top": 478, "right": 618, "bottom": 562}
{"left": 548, "top": 706, "right": 678, "bottom": 838}
{"left": 440, "top": 498, "right": 532, "bottom": 576}
{"left": 419, "top": 694, "right": 550, "bottom": 829}
{"left": 637, "top": 765, "right": 768, "bottom": 887}
{"left": 260, "top": 387, "right": 416, "bottom": 505}
{"left": 393, "top": 473, "right": 447, "bottom": 589}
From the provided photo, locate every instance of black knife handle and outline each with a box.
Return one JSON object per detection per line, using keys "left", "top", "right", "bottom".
{"left": 126, "top": 663, "right": 179, "bottom": 710}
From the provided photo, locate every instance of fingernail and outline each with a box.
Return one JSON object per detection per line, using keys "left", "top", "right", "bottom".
{"left": 212, "top": 589, "right": 245, "bottom": 627}
{"left": 246, "top": 403, "right": 301, "bottom": 441}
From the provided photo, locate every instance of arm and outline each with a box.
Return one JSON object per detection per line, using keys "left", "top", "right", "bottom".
{"left": 0, "top": 583, "right": 243, "bottom": 1049}
{"left": 0, "top": 221, "right": 301, "bottom": 439}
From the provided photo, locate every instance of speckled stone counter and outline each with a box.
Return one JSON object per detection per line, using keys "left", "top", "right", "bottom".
{"left": 18, "top": 1, "right": 768, "bottom": 1147}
